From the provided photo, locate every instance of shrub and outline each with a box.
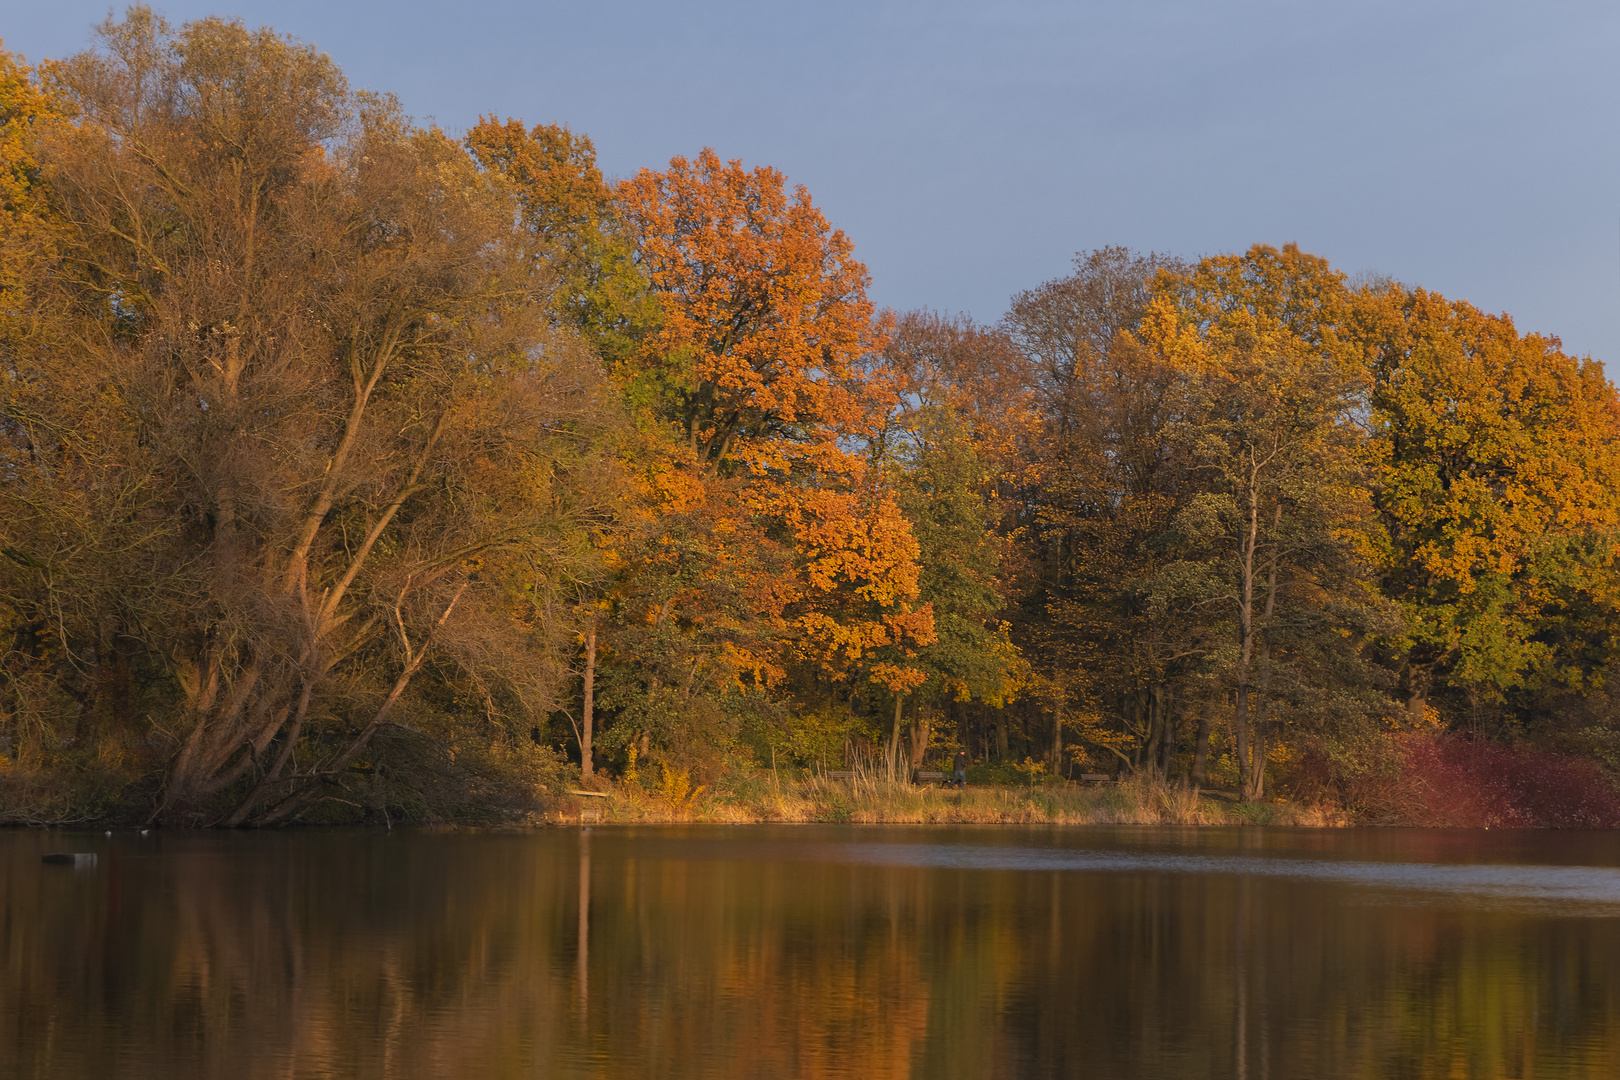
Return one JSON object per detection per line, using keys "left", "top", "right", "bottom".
{"left": 1398, "top": 735, "right": 1620, "bottom": 828}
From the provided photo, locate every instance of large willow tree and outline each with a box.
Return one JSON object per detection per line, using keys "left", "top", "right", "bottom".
{"left": 1, "top": 9, "right": 615, "bottom": 823}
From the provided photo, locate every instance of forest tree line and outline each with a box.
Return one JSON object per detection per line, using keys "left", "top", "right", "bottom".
{"left": 3, "top": 9, "right": 1619, "bottom": 824}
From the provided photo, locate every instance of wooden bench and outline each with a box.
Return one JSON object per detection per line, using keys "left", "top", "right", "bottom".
{"left": 566, "top": 789, "right": 609, "bottom": 825}
{"left": 916, "top": 770, "right": 945, "bottom": 784}
{"left": 1078, "top": 773, "right": 1116, "bottom": 784}
{"left": 825, "top": 770, "right": 856, "bottom": 779}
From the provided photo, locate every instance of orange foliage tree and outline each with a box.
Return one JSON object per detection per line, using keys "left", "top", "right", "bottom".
{"left": 612, "top": 150, "right": 933, "bottom": 762}
{"left": 616, "top": 148, "right": 892, "bottom": 473}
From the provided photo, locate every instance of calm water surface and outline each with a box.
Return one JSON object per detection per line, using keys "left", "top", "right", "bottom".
{"left": 4, "top": 825, "right": 1619, "bottom": 1079}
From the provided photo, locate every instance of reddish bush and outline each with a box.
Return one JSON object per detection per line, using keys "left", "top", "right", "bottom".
{"left": 1399, "top": 735, "right": 1620, "bottom": 828}
{"left": 1290, "top": 738, "right": 1420, "bottom": 822}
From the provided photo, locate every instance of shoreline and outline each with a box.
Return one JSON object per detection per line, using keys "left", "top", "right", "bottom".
{"left": 537, "top": 775, "right": 1349, "bottom": 829}
{"left": 20, "top": 771, "right": 1614, "bottom": 830}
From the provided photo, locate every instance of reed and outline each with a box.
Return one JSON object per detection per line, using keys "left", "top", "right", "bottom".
{"left": 546, "top": 773, "right": 1347, "bottom": 827}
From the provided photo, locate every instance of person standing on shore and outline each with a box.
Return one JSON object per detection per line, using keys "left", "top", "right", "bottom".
{"left": 952, "top": 749, "right": 969, "bottom": 789}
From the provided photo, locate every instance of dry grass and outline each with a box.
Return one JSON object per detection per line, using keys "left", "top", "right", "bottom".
{"left": 538, "top": 774, "right": 1349, "bottom": 828}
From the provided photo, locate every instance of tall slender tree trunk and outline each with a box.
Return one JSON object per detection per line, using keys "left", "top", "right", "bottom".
{"left": 1252, "top": 726, "right": 1269, "bottom": 802}
{"left": 1190, "top": 698, "right": 1213, "bottom": 791}
{"left": 581, "top": 625, "right": 596, "bottom": 779}
{"left": 1140, "top": 689, "right": 1158, "bottom": 778}
{"left": 1157, "top": 683, "right": 1177, "bottom": 780}
{"left": 1050, "top": 699, "right": 1065, "bottom": 777}
{"left": 1144, "top": 683, "right": 1174, "bottom": 780}
{"left": 1248, "top": 502, "right": 1283, "bottom": 803}
{"left": 886, "top": 695, "right": 905, "bottom": 780}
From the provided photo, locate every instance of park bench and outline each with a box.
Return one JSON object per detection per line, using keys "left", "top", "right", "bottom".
{"left": 915, "top": 770, "right": 945, "bottom": 784}
{"left": 825, "top": 770, "right": 856, "bottom": 779}
{"left": 1078, "top": 773, "right": 1116, "bottom": 784}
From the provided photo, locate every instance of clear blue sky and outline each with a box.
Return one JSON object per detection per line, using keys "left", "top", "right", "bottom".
{"left": 5, "top": 1, "right": 1618, "bottom": 365}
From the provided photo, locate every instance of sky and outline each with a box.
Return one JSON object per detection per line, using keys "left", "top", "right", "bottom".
{"left": 5, "top": 0, "right": 1619, "bottom": 365}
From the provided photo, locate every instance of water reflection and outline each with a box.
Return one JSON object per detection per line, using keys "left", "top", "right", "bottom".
{"left": 3, "top": 825, "right": 1618, "bottom": 1079}
{"left": 578, "top": 829, "right": 590, "bottom": 1016}
{"left": 811, "top": 842, "right": 1620, "bottom": 909}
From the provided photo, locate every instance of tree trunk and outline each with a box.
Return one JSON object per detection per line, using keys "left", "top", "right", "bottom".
{"left": 1156, "top": 683, "right": 1177, "bottom": 780}
{"left": 1252, "top": 724, "right": 1269, "bottom": 801}
{"left": 886, "top": 695, "right": 905, "bottom": 780}
{"left": 1050, "top": 699, "right": 1064, "bottom": 777}
{"left": 581, "top": 625, "right": 596, "bottom": 779}
{"left": 1233, "top": 684, "right": 1251, "bottom": 797}
{"left": 1129, "top": 690, "right": 1148, "bottom": 772}
{"left": 908, "top": 709, "right": 932, "bottom": 772}
{"left": 1190, "top": 698, "right": 1213, "bottom": 791}
{"left": 249, "top": 582, "right": 470, "bottom": 826}
{"left": 1144, "top": 684, "right": 1172, "bottom": 779}
{"left": 995, "top": 711, "right": 1008, "bottom": 761}
{"left": 1247, "top": 502, "right": 1283, "bottom": 803}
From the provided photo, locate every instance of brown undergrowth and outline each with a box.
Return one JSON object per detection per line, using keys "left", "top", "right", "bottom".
{"left": 543, "top": 774, "right": 1347, "bottom": 827}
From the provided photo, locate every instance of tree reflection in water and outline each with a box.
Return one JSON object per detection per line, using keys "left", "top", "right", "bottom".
{"left": 579, "top": 829, "right": 590, "bottom": 1017}
{"left": 2, "top": 826, "right": 1618, "bottom": 1079}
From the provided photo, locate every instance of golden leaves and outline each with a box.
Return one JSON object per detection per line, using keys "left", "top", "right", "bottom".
{"left": 608, "top": 148, "right": 935, "bottom": 696}
{"left": 615, "top": 147, "right": 893, "bottom": 468}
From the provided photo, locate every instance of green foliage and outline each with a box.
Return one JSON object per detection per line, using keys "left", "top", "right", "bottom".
{"left": 893, "top": 406, "right": 1021, "bottom": 707}
{"left": 465, "top": 116, "right": 661, "bottom": 370}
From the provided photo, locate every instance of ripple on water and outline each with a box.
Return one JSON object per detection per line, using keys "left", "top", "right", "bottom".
{"left": 817, "top": 841, "right": 1620, "bottom": 911}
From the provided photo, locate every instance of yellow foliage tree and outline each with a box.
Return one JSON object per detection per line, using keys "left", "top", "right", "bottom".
{"left": 1354, "top": 284, "right": 1620, "bottom": 709}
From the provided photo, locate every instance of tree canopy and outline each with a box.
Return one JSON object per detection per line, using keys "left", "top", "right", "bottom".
{"left": 5, "top": 8, "right": 1620, "bottom": 824}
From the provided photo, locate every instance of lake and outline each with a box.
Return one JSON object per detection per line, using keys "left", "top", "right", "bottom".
{"left": 4, "top": 824, "right": 1618, "bottom": 1078}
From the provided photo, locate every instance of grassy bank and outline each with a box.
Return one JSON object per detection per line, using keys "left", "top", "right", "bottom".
{"left": 542, "top": 774, "right": 1347, "bottom": 828}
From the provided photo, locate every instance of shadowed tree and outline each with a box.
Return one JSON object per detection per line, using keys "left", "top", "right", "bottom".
{"left": 3, "top": 9, "right": 618, "bottom": 823}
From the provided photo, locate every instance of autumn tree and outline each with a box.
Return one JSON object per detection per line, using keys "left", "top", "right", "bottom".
{"left": 883, "top": 309, "right": 1037, "bottom": 479}
{"left": 1003, "top": 249, "right": 1208, "bottom": 778}
{"left": 0, "top": 43, "right": 130, "bottom": 794}
{"left": 585, "top": 459, "right": 794, "bottom": 776}
{"left": 465, "top": 116, "right": 658, "bottom": 371}
{"left": 2, "top": 9, "right": 617, "bottom": 824}
{"left": 1354, "top": 284, "right": 1620, "bottom": 719}
{"left": 1140, "top": 244, "right": 1397, "bottom": 799}
{"left": 615, "top": 148, "right": 893, "bottom": 473}
{"left": 872, "top": 311, "right": 1029, "bottom": 773}
{"left": 610, "top": 149, "right": 933, "bottom": 768}
{"left": 0, "top": 43, "right": 64, "bottom": 350}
